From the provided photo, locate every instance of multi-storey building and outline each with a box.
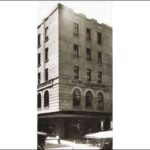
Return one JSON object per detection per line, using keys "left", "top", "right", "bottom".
{"left": 37, "top": 3, "right": 112, "bottom": 139}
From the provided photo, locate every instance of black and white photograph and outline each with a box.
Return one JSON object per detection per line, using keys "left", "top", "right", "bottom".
{"left": 1, "top": 1, "right": 150, "bottom": 150}
{"left": 37, "top": 1, "right": 112, "bottom": 149}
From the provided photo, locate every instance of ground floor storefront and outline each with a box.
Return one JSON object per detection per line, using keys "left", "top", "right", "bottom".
{"left": 38, "top": 111, "right": 112, "bottom": 140}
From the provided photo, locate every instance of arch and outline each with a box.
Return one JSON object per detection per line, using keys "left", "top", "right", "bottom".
{"left": 44, "top": 90, "right": 49, "bottom": 107}
{"left": 73, "top": 89, "right": 81, "bottom": 106}
{"left": 71, "top": 86, "right": 83, "bottom": 95}
{"left": 84, "top": 88, "right": 95, "bottom": 97}
{"left": 37, "top": 93, "right": 41, "bottom": 108}
{"left": 85, "top": 91, "right": 93, "bottom": 107}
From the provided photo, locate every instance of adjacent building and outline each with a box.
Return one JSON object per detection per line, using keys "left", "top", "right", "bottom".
{"left": 37, "top": 3, "right": 112, "bottom": 139}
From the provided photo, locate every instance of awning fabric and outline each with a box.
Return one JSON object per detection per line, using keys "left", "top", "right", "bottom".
{"left": 84, "top": 131, "right": 113, "bottom": 139}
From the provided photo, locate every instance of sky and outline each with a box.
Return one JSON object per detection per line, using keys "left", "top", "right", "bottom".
{"left": 38, "top": 1, "right": 112, "bottom": 26}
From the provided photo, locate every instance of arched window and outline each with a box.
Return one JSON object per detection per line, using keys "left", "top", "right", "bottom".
{"left": 85, "top": 91, "right": 93, "bottom": 107}
{"left": 44, "top": 91, "right": 49, "bottom": 107}
{"left": 73, "top": 89, "right": 81, "bottom": 106}
{"left": 38, "top": 93, "right": 41, "bottom": 108}
{"left": 97, "top": 92, "right": 104, "bottom": 110}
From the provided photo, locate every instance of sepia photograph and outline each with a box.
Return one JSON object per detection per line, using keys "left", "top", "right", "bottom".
{"left": 37, "top": 1, "right": 112, "bottom": 149}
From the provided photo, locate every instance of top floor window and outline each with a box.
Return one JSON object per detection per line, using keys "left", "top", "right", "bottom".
{"left": 97, "top": 32, "right": 102, "bottom": 44}
{"left": 73, "top": 23, "right": 79, "bottom": 36}
{"left": 45, "top": 27, "right": 49, "bottom": 42}
{"left": 38, "top": 34, "right": 41, "bottom": 48}
{"left": 86, "top": 28, "right": 91, "bottom": 40}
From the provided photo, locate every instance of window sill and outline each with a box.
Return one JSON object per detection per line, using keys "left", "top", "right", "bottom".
{"left": 73, "top": 106, "right": 81, "bottom": 108}
{"left": 85, "top": 106, "right": 93, "bottom": 109}
{"left": 44, "top": 106, "right": 49, "bottom": 109}
{"left": 44, "top": 59, "right": 49, "bottom": 63}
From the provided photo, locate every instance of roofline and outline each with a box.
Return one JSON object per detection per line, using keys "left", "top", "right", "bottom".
{"left": 37, "top": 3, "right": 112, "bottom": 30}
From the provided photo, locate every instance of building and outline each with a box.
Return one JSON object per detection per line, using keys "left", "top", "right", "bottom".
{"left": 37, "top": 3, "right": 112, "bottom": 140}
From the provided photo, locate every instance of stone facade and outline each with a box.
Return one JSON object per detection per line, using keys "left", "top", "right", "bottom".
{"left": 38, "top": 3, "right": 112, "bottom": 138}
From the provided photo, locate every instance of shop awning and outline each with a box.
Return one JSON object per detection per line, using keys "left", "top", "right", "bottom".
{"left": 84, "top": 130, "right": 113, "bottom": 139}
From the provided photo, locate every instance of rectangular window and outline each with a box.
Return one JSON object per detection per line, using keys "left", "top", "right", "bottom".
{"left": 73, "top": 23, "right": 79, "bottom": 36}
{"left": 45, "top": 68, "right": 48, "bottom": 81}
{"left": 86, "top": 28, "right": 91, "bottom": 40}
{"left": 38, "top": 53, "right": 41, "bottom": 66}
{"left": 74, "top": 44, "right": 79, "bottom": 57}
{"left": 97, "top": 32, "right": 102, "bottom": 44}
{"left": 86, "top": 48, "right": 91, "bottom": 60}
{"left": 45, "top": 47, "right": 49, "bottom": 62}
{"left": 45, "top": 27, "right": 49, "bottom": 42}
{"left": 98, "top": 52, "right": 102, "bottom": 64}
{"left": 74, "top": 66, "right": 79, "bottom": 80}
{"left": 38, "top": 73, "right": 41, "bottom": 84}
{"left": 87, "top": 69, "right": 91, "bottom": 81}
{"left": 38, "top": 34, "right": 41, "bottom": 48}
{"left": 98, "top": 71, "right": 102, "bottom": 83}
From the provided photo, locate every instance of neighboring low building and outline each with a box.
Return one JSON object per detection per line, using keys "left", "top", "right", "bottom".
{"left": 37, "top": 3, "right": 112, "bottom": 139}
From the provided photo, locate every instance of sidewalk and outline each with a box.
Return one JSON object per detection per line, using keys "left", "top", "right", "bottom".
{"left": 45, "top": 139, "right": 100, "bottom": 149}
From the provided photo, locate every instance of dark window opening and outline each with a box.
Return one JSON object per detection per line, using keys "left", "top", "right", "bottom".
{"left": 86, "top": 28, "right": 91, "bottom": 40}
{"left": 38, "top": 72, "right": 41, "bottom": 84}
{"left": 73, "top": 23, "right": 79, "bottom": 36}
{"left": 45, "top": 68, "right": 48, "bottom": 81}
{"left": 74, "top": 66, "right": 79, "bottom": 80}
{"left": 45, "top": 47, "right": 49, "bottom": 62}
{"left": 38, "top": 34, "right": 41, "bottom": 48}
{"left": 38, "top": 53, "right": 41, "bottom": 66}
{"left": 44, "top": 91, "right": 49, "bottom": 107}
{"left": 97, "top": 32, "right": 102, "bottom": 44}
{"left": 73, "top": 89, "right": 81, "bottom": 107}
{"left": 85, "top": 91, "right": 93, "bottom": 107}
{"left": 86, "top": 48, "right": 91, "bottom": 60}
{"left": 38, "top": 93, "right": 41, "bottom": 108}
{"left": 87, "top": 69, "right": 91, "bottom": 81}
{"left": 74, "top": 44, "right": 79, "bottom": 57}
{"left": 98, "top": 71, "right": 102, "bottom": 83}
{"left": 97, "top": 92, "right": 104, "bottom": 110}
{"left": 98, "top": 52, "right": 102, "bottom": 64}
{"left": 45, "top": 27, "right": 49, "bottom": 42}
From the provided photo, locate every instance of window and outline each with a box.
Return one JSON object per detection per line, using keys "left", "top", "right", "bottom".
{"left": 85, "top": 91, "right": 93, "bottom": 107}
{"left": 38, "top": 72, "right": 41, "bottom": 84}
{"left": 45, "top": 27, "right": 49, "bottom": 42}
{"left": 98, "top": 71, "right": 102, "bottom": 83}
{"left": 98, "top": 52, "right": 102, "bottom": 64}
{"left": 86, "top": 48, "right": 91, "bottom": 60}
{"left": 45, "top": 47, "right": 49, "bottom": 62}
{"left": 73, "top": 89, "right": 81, "bottom": 106}
{"left": 73, "top": 23, "right": 79, "bottom": 36}
{"left": 38, "top": 53, "right": 41, "bottom": 66}
{"left": 38, "top": 93, "right": 41, "bottom": 108}
{"left": 45, "top": 68, "right": 48, "bottom": 81}
{"left": 74, "top": 66, "right": 79, "bottom": 80}
{"left": 44, "top": 91, "right": 49, "bottom": 107}
{"left": 74, "top": 44, "right": 79, "bottom": 57}
{"left": 97, "top": 32, "right": 102, "bottom": 44}
{"left": 38, "top": 34, "right": 41, "bottom": 48}
{"left": 86, "top": 28, "right": 91, "bottom": 40}
{"left": 97, "top": 92, "right": 104, "bottom": 110}
{"left": 87, "top": 69, "right": 91, "bottom": 81}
